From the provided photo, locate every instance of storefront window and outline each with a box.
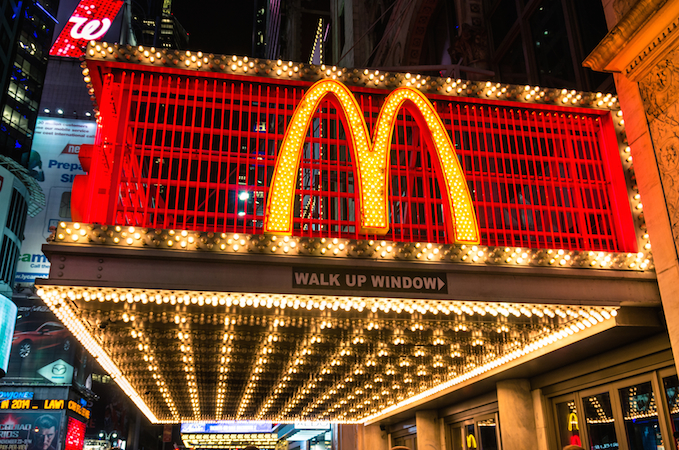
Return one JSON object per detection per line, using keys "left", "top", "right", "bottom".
{"left": 663, "top": 375, "right": 679, "bottom": 440}
{"left": 583, "top": 392, "right": 619, "bottom": 449}
{"left": 477, "top": 417, "right": 498, "bottom": 450}
{"left": 556, "top": 400, "right": 583, "bottom": 448}
{"left": 619, "top": 381, "right": 663, "bottom": 449}
{"left": 466, "top": 423, "right": 477, "bottom": 449}
{"left": 450, "top": 426, "right": 464, "bottom": 450}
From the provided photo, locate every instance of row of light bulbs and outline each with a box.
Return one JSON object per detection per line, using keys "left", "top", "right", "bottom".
{"left": 53, "top": 222, "right": 653, "bottom": 271}
{"left": 38, "top": 283, "right": 617, "bottom": 422}
{"left": 84, "top": 42, "right": 620, "bottom": 111}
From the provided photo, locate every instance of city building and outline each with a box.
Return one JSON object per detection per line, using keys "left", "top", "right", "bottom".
{"left": 126, "top": 0, "right": 188, "bottom": 50}
{"left": 4, "top": 1, "right": 679, "bottom": 450}
{"left": 30, "top": 23, "right": 671, "bottom": 450}
{"left": 0, "top": 0, "right": 59, "bottom": 164}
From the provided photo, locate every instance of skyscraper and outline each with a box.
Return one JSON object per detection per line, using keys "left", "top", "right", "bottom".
{"left": 0, "top": 0, "right": 59, "bottom": 164}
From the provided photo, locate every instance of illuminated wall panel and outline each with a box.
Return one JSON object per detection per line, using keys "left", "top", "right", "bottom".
{"left": 75, "top": 54, "right": 635, "bottom": 252}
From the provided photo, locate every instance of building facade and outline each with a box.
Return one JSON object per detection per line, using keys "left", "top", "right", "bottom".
{"left": 0, "top": 0, "right": 59, "bottom": 164}
{"left": 27, "top": 31, "right": 677, "bottom": 450}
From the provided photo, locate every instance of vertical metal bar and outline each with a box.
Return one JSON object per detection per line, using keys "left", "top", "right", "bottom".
{"left": 165, "top": 76, "right": 181, "bottom": 230}
{"left": 582, "top": 116, "right": 613, "bottom": 250}
{"left": 214, "top": 79, "right": 226, "bottom": 233}
{"left": 539, "top": 111, "right": 565, "bottom": 248}
{"left": 557, "top": 112, "right": 589, "bottom": 250}
{"left": 140, "top": 74, "right": 159, "bottom": 227}
{"left": 203, "top": 79, "right": 216, "bottom": 232}
{"left": 107, "top": 71, "right": 130, "bottom": 226}
{"left": 509, "top": 107, "right": 533, "bottom": 248}
{"left": 125, "top": 72, "right": 145, "bottom": 225}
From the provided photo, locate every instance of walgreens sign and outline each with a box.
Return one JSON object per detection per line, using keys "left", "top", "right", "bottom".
{"left": 49, "top": 0, "right": 124, "bottom": 57}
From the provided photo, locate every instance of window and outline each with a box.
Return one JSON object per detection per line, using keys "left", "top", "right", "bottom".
{"left": 552, "top": 370, "right": 676, "bottom": 450}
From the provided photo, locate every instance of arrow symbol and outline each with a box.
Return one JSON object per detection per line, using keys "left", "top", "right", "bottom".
{"left": 438, "top": 278, "right": 445, "bottom": 290}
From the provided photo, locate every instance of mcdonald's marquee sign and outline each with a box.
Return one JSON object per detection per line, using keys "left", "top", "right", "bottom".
{"left": 72, "top": 42, "right": 643, "bottom": 258}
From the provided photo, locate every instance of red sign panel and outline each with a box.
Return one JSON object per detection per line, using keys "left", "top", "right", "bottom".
{"left": 49, "top": 0, "right": 124, "bottom": 58}
{"left": 73, "top": 61, "right": 636, "bottom": 253}
{"left": 64, "top": 417, "right": 85, "bottom": 450}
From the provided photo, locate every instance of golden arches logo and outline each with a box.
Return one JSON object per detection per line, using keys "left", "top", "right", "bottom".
{"left": 264, "top": 79, "right": 479, "bottom": 244}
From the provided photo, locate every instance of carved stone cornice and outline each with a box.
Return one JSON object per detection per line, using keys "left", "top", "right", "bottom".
{"left": 583, "top": 0, "right": 679, "bottom": 80}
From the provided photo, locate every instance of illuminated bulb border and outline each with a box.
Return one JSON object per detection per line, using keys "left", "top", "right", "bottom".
{"left": 53, "top": 223, "right": 654, "bottom": 271}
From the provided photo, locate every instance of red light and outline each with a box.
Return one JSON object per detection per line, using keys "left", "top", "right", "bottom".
{"left": 64, "top": 417, "right": 85, "bottom": 450}
{"left": 73, "top": 64, "right": 636, "bottom": 252}
{"left": 49, "top": 0, "right": 124, "bottom": 58}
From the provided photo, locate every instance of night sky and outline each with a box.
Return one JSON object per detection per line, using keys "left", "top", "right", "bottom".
{"left": 172, "top": 0, "right": 255, "bottom": 56}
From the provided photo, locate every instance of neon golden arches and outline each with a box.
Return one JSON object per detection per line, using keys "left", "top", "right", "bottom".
{"left": 263, "top": 79, "right": 480, "bottom": 244}
{"left": 264, "top": 79, "right": 374, "bottom": 234}
{"left": 373, "top": 87, "right": 479, "bottom": 244}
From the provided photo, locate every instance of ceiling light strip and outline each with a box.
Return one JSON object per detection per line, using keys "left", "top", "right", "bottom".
{"left": 130, "top": 326, "right": 180, "bottom": 420}
{"left": 38, "top": 289, "right": 159, "bottom": 422}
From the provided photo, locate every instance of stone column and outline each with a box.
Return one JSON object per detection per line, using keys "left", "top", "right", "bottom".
{"left": 584, "top": 0, "right": 679, "bottom": 374}
{"left": 334, "top": 424, "right": 360, "bottom": 450}
{"left": 532, "top": 388, "right": 550, "bottom": 450}
{"left": 415, "top": 410, "right": 442, "bottom": 450}
{"left": 497, "top": 379, "right": 539, "bottom": 450}
{"left": 363, "top": 424, "right": 389, "bottom": 450}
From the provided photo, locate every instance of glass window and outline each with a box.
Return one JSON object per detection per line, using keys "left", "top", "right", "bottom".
{"left": 450, "top": 425, "right": 464, "bottom": 450}
{"left": 477, "top": 417, "right": 498, "bottom": 450}
{"left": 530, "top": 1, "right": 576, "bottom": 89}
{"left": 663, "top": 375, "right": 679, "bottom": 444}
{"left": 619, "top": 381, "right": 664, "bottom": 449}
{"left": 582, "top": 392, "right": 619, "bottom": 449}
{"left": 466, "top": 423, "right": 477, "bottom": 449}
{"left": 489, "top": 0, "right": 518, "bottom": 49}
{"left": 556, "top": 400, "right": 583, "bottom": 448}
{"left": 497, "top": 38, "right": 528, "bottom": 86}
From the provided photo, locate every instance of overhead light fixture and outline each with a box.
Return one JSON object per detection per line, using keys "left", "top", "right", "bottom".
{"left": 57, "top": 109, "right": 63, "bottom": 114}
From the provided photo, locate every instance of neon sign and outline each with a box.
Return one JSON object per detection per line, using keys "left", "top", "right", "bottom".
{"left": 264, "top": 79, "right": 480, "bottom": 244}
{"left": 49, "top": 0, "right": 124, "bottom": 58}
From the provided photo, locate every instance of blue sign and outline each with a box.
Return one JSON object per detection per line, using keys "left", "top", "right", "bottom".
{"left": 0, "top": 391, "right": 34, "bottom": 400}
{"left": 180, "top": 421, "right": 274, "bottom": 434}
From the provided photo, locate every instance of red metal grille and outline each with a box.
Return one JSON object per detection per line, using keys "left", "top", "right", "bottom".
{"left": 77, "top": 69, "right": 635, "bottom": 252}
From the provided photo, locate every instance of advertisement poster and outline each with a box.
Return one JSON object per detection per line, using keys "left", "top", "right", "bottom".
{"left": 15, "top": 118, "right": 96, "bottom": 284}
{"left": 0, "top": 411, "right": 62, "bottom": 450}
{"left": 5, "top": 299, "right": 92, "bottom": 388}
{"left": 0, "top": 295, "right": 17, "bottom": 376}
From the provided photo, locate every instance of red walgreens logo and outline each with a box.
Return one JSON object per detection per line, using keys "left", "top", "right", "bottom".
{"left": 49, "top": 0, "right": 124, "bottom": 58}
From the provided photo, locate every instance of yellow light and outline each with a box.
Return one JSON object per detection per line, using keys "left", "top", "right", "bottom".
{"left": 264, "top": 79, "right": 479, "bottom": 244}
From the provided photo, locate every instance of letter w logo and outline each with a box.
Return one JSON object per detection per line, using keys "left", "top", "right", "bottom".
{"left": 264, "top": 79, "right": 479, "bottom": 244}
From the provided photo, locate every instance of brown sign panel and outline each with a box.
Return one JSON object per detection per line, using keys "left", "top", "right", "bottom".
{"left": 292, "top": 267, "right": 447, "bottom": 294}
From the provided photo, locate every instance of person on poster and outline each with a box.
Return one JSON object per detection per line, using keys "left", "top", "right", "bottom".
{"left": 28, "top": 415, "right": 58, "bottom": 450}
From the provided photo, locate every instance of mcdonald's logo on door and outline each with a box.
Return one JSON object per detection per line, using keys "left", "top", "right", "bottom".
{"left": 264, "top": 79, "right": 480, "bottom": 244}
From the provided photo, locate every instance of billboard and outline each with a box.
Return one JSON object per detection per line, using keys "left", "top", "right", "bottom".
{"left": 0, "top": 411, "right": 62, "bottom": 450}
{"left": 0, "top": 295, "right": 17, "bottom": 377}
{"left": 5, "top": 300, "right": 92, "bottom": 387}
{"left": 16, "top": 118, "right": 96, "bottom": 284}
{"left": 49, "top": 0, "right": 125, "bottom": 58}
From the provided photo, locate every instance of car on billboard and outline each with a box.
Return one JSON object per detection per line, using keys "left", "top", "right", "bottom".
{"left": 12, "top": 321, "right": 71, "bottom": 358}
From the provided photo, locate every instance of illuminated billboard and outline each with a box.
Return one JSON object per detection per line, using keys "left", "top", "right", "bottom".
{"left": 49, "top": 0, "right": 124, "bottom": 58}
{"left": 73, "top": 43, "right": 639, "bottom": 255}
{"left": 0, "top": 295, "right": 17, "bottom": 377}
{"left": 16, "top": 118, "right": 96, "bottom": 283}
{"left": 4, "top": 300, "right": 93, "bottom": 388}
